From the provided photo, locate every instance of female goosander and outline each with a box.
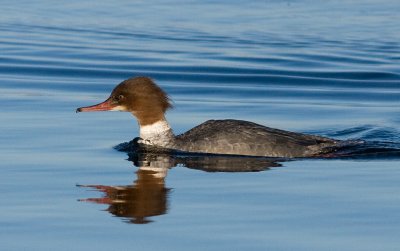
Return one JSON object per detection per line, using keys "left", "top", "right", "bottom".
{"left": 77, "top": 77, "right": 340, "bottom": 158}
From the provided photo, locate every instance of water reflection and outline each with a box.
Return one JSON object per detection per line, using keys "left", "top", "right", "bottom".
{"left": 78, "top": 154, "right": 172, "bottom": 224}
{"left": 79, "top": 147, "right": 282, "bottom": 224}
{"left": 78, "top": 138, "right": 400, "bottom": 224}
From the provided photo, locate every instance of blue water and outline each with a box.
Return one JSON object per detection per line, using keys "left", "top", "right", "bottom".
{"left": 1, "top": 0, "right": 400, "bottom": 250}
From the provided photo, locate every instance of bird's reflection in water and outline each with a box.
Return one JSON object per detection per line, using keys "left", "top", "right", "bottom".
{"left": 78, "top": 144, "right": 282, "bottom": 224}
{"left": 79, "top": 154, "right": 172, "bottom": 224}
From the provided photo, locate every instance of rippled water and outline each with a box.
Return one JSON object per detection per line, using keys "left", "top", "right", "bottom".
{"left": 1, "top": 1, "right": 400, "bottom": 250}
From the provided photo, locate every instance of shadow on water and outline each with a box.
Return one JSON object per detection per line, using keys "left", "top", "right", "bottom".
{"left": 78, "top": 133, "right": 400, "bottom": 224}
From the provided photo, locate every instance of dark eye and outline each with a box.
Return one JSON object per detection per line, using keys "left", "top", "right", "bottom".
{"left": 113, "top": 94, "right": 124, "bottom": 102}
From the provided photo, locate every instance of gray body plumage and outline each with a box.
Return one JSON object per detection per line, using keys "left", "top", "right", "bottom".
{"left": 174, "top": 119, "right": 338, "bottom": 158}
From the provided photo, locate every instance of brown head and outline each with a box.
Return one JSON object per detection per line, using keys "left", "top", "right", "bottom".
{"left": 76, "top": 77, "right": 172, "bottom": 126}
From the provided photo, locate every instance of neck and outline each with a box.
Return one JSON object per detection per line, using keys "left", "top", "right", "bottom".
{"left": 139, "top": 119, "right": 175, "bottom": 148}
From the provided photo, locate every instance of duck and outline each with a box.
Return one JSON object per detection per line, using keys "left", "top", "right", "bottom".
{"left": 76, "top": 76, "right": 340, "bottom": 158}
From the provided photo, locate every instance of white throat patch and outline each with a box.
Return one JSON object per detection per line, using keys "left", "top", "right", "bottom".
{"left": 140, "top": 120, "right": 171, "bottom": 138}
{"left": 139, "top": 120, "right": 173, "bottom": 148}
{"left": 111, "top": 105, "right": 128, "bottom": 111}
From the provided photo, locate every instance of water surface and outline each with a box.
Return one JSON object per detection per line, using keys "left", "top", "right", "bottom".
{"left": 1, "top": 1, "right": 400, "bottom": 250}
